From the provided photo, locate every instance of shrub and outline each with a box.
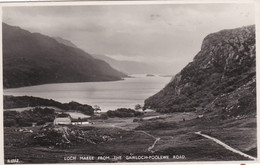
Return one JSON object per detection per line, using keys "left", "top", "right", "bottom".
{"left": 4, "top": 107, "right": 56, "bottom": 127}
{"left": 106, "top": 108, "right": 144, "bottom": 118}
{"left": 17, "top": 119, "right": 32, "bottom": 127}
{"left": 37, "top": 120, "right": 46, "bottom": 126}
{"left": 3, "top": 96, "right": 94, "bottom": 115}
{"left": 135, "top": 104, "right": 142, "bottom": 110}
{"left": 4, "top": 119, "right": 16, "bottom": 127}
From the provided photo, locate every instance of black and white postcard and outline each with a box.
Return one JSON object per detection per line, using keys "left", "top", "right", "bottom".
{"left": 0, "top": 0, "right": 259, "bottom": 164}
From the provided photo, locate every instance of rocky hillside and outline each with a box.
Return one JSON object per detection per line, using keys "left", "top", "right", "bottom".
{"left": 145, "top": 25, "right": 255, "bottom": 118}
{"left": 3, "top": 23, "right": 126, "bottom": 88}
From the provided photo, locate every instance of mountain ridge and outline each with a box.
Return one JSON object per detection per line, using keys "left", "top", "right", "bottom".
{"left": 54, "top": 37, "right": 78, "bottom": 48}
{"left": 93, "top": 54, "right": 165, "bottom": 74}
{"left": 144, "top": 25, "right": 256, "bottom": 119}
{"left": 3, "top": 23, "right": 126, "bottom": 88}
{"left": 54, "top": 36, "right": 164, "bottom": 74}
{"left": 54, "top": 36, "right": 178, "bottom": 75}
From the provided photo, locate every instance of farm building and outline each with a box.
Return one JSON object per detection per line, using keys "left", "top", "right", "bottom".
{"left": 54, "top": 113, "right": 72, "bottom": 125}
{"left": 72, "top": 121, "right": 90, "bottom": 125}
{"left": 71, "top": 117, "right": 90, "bottom": 125}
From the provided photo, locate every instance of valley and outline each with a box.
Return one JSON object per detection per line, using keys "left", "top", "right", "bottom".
{"left": 4, "top": 109, "right": 256, "bottom": 163}
{"left": 2, "top": 16, "right": 257, "bottom": 164}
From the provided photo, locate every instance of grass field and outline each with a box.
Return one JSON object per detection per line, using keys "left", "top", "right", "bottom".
{"left": 4, "top": 111, "right": 257, "bottom": 163}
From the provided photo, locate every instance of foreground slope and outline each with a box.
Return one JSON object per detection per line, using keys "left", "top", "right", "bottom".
{"left": 145, "top": 25, "right": 255, "bottom": 117}
{"left": 3, "top": 23, "right": 126, "bottom": 88}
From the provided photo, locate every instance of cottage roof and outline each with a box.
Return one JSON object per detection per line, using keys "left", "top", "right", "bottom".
{"left": 57, "top": 113, "right": 71, "bottom": 118}
{"left": 55, "top": 117, "right": 71, "bottom": 122}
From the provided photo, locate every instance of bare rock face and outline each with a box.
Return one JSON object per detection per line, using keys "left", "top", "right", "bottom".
{"left": 145, "top": 25, "right": 255, "bottom": 117}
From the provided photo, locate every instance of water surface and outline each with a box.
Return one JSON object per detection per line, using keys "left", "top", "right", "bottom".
{"left": 4, "top": 74, "right": 171, "bottom": 111}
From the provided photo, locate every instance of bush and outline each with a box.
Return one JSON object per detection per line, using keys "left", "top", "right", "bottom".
{"left": 4, "top": 119, "right": 16, "bottom": 127}
{"left": 32, "top": 129, "right": 64, "bottom": 146}
{"left": 135, "top": 104, "right": 142, "bottom": 110}
{"left": 133, "top": 119, "right": 139, "bottom": 122}
{"left": 100, "top": 114, "right": 108, "bottom": 119}
{"left": 4, "top": 107, "right": 56, "bottom": 127}
{"left": 106, "top": 108, "right": 144, "bottom": 118}
{"left": 37, "top": 120, "right": 46, "bottom": 126}
{"left": 17, "top": 119, "right": 32, "bottom": 127}
{"left": 3, "top": 96, "right": 94, "bottom": 115}
{"left": 90, "top": 114, "right": 108, "bottom": 120}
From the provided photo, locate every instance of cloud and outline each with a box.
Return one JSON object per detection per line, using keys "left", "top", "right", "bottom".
{"left": 3, "top": 3, "right": 255, "bottom": 74}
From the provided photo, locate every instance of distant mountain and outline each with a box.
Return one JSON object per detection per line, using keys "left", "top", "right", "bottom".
{"left": 54, "top": 37, "right": 78, "bottom": 48}
{"left": 145, "top": 25, "right": 256, "bottom": 119}
{"left": 54, "top": 37, "right": 173, "bottom": 75}
{"left": 2, "top": 23, "right": 126, "bottom": 88}
{"left": 94, "top": 54, "right": 164, "bottom": 74}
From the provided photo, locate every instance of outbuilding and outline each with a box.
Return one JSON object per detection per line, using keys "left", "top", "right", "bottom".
{"left": 54, "top": 113, "right": 72, "bottom": 125}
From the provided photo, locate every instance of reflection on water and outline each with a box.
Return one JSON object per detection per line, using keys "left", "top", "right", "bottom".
{"left": 4, "top": 74, "right": 171, "bottom": 111}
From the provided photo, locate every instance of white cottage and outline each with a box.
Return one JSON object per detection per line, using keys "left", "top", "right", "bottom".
{"left": 54, "top": 114, "right": 72, "bottom": 125}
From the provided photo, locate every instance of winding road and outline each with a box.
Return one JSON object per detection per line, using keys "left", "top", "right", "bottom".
{"left": 91, "top": 120, "right": 257, "bottom": 159}
{"left": 195, "top": 131, "right": 257, "bottom": 161}
{"left": 136, "top": 131, "right": 160, "bottom": 153}
{"left": 98, "top": 124, "right": 161, "bottom": 153}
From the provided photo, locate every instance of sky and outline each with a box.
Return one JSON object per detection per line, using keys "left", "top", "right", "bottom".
{"left": 3, "top": 3, "right": 255, "bottom": 74}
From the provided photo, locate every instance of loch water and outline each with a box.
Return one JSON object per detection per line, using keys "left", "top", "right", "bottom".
{"left": 4, "top": 74, "right": 171, "bottom": 111}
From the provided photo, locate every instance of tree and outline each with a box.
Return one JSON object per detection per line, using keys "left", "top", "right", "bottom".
{"left": 93, "top": 105, "right": 101, "bottom": 113}
{"left": 135, "top": 104, "right": 142, "bottom": 110}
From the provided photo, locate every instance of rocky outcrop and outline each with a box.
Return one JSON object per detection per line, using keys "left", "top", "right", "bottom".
{"left": 30, "top": 125, "right": 115, "bottom": 147}
{"left": 145, "top": 25, "right": 255, "bottom": 117}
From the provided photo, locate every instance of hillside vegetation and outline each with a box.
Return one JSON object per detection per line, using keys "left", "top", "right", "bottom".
{"left": 145, "top": 25, "right": 256, "bottom": 119}
{"left": 4, "top": 95, "right": 94, "bottom": 115}
{"left": 4, "top": 107, "right": 55, "bottom": 127}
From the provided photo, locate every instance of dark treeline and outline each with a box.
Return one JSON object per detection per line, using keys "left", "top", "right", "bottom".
{"left": 106, "top": 108, "right": 144, "bottom": 118}
{"left": 4, "top": 95, "right": 94, "bottom": 115}
{"left": 4, "top": 107, "right": 55, "bottom": 127}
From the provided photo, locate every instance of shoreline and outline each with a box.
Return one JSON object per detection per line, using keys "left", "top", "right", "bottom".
{"left": 3, "top": 74, "right": 172, "bottom": 112}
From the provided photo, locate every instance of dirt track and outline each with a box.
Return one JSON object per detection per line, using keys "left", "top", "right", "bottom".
{"left": 195, "top": 131, "right": 257, "bottom": 160}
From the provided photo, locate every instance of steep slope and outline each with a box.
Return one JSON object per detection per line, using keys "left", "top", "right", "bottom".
{"left": 145, "top": 25, "right": 255, "bottom": 117}
{"left": 54, "top": 37, "right": 78, "bottom": 48}
{"left": 3, "top": 23, "right": 126, "bottom": 88}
